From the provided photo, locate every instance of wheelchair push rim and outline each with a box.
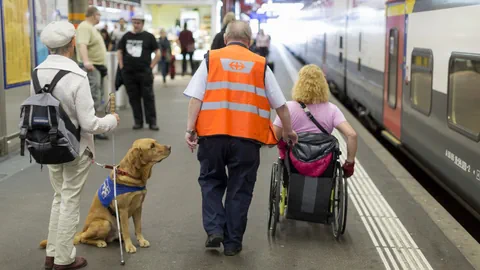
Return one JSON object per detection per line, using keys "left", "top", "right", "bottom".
{"left": 332, "top": 162, "right": 348, "bottom": 239}
{"left": 268, "top": 162, "right": 276, "bottom": 232}
{"left": 268, "top": 160, "right": 282, "bottom": 237}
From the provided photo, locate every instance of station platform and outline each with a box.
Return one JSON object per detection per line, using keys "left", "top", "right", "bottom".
{"left": 0, "top": 44, "right": 478, "bottom": 270}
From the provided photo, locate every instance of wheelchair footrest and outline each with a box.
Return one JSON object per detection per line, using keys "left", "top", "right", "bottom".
{"left": 285, "top": 173, "right": 334, "bottom": 224}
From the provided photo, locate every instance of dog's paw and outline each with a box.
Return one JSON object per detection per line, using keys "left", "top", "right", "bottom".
{"left": 96, "top": 241, "right": 107, "bottom": 248}
{"left": 138, "top": 238, "right": 150, "bottom": 248}
{"left": 125, "top": 243, "right": 137, "bottom": 253}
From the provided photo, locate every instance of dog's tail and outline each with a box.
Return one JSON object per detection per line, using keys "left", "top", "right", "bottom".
{"left": 39, "top": 233, "right": 82, "bottom": 249}
{"left": 39, "top": 239, "right": 47, "bottom": 249}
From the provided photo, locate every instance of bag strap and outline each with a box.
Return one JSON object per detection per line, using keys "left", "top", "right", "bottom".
{"left": 19, "top": 105, "right": 31, "bottom": 156}
{"left": 47, "top": 70, "right": 70, "bottom": 94}
{"left": 32, "top": 69, "right": 70, "bottom": 94}
{"left": 32, "top": 70, "right": 42, "bottom": 94}
{"left": 298, "top": 101, "right": 329, "bottom": 135}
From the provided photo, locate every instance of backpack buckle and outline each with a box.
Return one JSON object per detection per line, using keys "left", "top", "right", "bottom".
{"left": 49, "top": 128, "right": 58, "bottom": 144}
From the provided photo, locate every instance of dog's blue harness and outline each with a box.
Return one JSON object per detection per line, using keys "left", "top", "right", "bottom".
{"left": 98, "top": 176, "right": 146, "bottom": 208}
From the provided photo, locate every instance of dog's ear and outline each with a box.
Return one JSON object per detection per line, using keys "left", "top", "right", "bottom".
{"left": 129, "top": 148, "right": 144, "bottom": 169}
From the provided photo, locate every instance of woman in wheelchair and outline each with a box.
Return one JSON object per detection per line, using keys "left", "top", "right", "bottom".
{"left": 268, "top": 64, "right": 357, "bottom": 237}
{"left": 272, "top": 64, "right": 358, "bottom": 178}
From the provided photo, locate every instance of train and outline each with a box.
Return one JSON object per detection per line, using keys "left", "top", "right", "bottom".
{"left": 278, "top": 0, "right": 480, "bottom": 220}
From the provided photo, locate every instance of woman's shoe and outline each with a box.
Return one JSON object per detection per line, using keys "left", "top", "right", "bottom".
{"left": 53, "top": 257, "right": 87, "bottom": 270}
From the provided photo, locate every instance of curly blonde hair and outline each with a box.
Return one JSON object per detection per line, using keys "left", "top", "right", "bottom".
{"left": 292, "top": 64, "right": 329, "bottom": 104}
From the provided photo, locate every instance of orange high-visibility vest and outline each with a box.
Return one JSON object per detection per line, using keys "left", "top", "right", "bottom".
{"left": 196, "top": 44, "right": 278, "bottom": 145}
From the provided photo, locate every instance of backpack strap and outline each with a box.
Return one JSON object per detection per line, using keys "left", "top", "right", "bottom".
{"left": 46, "top": 70, "right": 71, "bottom": 144}
{"left": 298, "top": 101, "right": 329, "bottom": 135}
{"left": 32, "top": 70, "right": 42, "bottom": 94}
{"left": 19, "top": 105, "right": 31, "bottom": 156}
{"left": 48, "top": 106, "right": 59, "bottom": 145}
{"left": 46, "top": 70, "right": 70, "bottom": 94}
{"left": 32, "top": 69, "right": 70, "bottom": 94}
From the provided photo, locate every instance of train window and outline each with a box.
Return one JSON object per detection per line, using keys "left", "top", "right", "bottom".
{"left": 339, "top": 36, "right": 343, "bottom": 49}
{"left": 339, "top": 52, "right": 343, "bottom": 63}
{"left": 387, "top": 28, "right": 399, "bottom": 108}
{"left": 410, "top": 48, "right": 433, "bottom": 115}
{"left": 447, "top": 53, "right": 480, "bottom": 141}
{"left": 358, "top": 58, "right": 361, "bottom": 71}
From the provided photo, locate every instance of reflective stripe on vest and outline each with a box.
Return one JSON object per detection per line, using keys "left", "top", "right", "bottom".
{"left": 206, "top": 81, "right": 266, "bottom": 98}
{"left": 201, "top": 101, "right": 271, "bottom": 119}
{"left": 196, "top": 45, "right": 278, "bottom": 145}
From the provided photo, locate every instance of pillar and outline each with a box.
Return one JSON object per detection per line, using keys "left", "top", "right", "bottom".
{"left": 68, "top": 0, "right": 89, "bottom": 28}
{"left": 0, "top": 23, "right": 5, "bottom": 156}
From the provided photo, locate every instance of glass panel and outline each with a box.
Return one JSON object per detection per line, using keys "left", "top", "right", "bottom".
{"left": 449, "top": 56, "right": 480, "bottom": 135}
{"left": 388, "top": 28, "right": 398, "bottom": 108}
{"left": 410, "top": 49, "right": 433, "bottom": 114}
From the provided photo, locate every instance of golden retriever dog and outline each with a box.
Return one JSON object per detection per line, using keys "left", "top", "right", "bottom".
{"left": 39, "top": 138, "right": 171, "bottom": 253}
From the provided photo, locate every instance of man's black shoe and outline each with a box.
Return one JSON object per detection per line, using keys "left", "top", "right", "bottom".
{"left": 133, "top": 124, "right": 143, "bottom": 130}
{"left": 94, "top": 134, "right": 109, "bottom": 140}
{"left": 224, "top": 246, "right": 242, "bottom": 256}
{"left": 149, "top": 125, "right": 159, "bottom": 131}
{"left": 205, "top": 234, "right": 223, "bottom": 248}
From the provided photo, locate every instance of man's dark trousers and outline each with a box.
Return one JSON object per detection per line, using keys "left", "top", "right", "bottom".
{"left": 122, "top": 68, "right": 157, "bottom": 126}
{"left": 197, "top": 136, "right": 260, "bottom": 249}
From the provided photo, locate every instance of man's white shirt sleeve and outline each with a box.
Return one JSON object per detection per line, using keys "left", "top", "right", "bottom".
{"left": 183, "top": 59, "right": 208, "bottom": 100}
{"left": 264, "top": 66, "right": 286, "bottom": 109}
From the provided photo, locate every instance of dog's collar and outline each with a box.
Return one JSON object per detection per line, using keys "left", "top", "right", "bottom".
{"left": 91, "top": 160, "right": 142, "bottom": 181}
{"left": 101, "top": 164, "right": 138, "bottom": 179}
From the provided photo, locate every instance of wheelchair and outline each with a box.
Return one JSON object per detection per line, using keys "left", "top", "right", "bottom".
{"left": 267, "top": 143, "right": 348, "bottom": 239}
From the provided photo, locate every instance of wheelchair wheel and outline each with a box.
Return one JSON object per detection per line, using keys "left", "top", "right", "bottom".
{"left": 268, "top": 162, "right": 276, "bottom": 232}
{"left": 332, "top": 162, "right": 348, "bottom": 239}
{"left": 268, "top": 160, "right": 282, "bottom": 237}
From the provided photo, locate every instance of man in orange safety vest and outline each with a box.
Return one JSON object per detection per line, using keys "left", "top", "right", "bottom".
{"left": 183, "top": 20, "right": 297, "bottom": 256}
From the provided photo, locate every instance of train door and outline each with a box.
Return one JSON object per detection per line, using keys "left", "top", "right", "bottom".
{"left": 383, "top": 1, "right": 406, "bottom": 140}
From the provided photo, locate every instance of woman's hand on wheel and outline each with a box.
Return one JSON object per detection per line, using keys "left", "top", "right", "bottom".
{"left": 342, "top": 161, "right": 355, "bottom": 178}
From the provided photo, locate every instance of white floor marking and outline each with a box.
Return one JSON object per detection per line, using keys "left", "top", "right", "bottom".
{"left": 275, "top": 43, "right": 434, "bottom": 270}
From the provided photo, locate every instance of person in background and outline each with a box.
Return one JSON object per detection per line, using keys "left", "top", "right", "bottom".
{"left": 100, "top": 29, "right": 112, "bottom": 51}
{"left": 178, "top": 22, "right": 195, "bottom": 76}
{"left": 117, "top": 13, "right": 161, "bottom": 131}
{"left": 36, "top": 21, "right": 119, "bottom": 270}
{"left": 210, "top": 12, "right": 236, "bottom": 50}
{"left": 184, "top": 20, "right": 297, "bottom": 256}
{"left": 273, "top": 64, "right": 357, "bottom": 178}
{"left": 76, "top": 6, "right": 109, "bottom": 140}
{"left": 255, "top": 29, "right": 271, "bottom": 58}
{"left": 158, "top": 28, "right": 172, "bottom": 84}
{"left": 111, "top": 18, "right": 128, "bottom": 51}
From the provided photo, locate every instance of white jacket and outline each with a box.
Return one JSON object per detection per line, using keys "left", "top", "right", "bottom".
{"left": 30, "top": 55, "right": 117, "bottom": 158}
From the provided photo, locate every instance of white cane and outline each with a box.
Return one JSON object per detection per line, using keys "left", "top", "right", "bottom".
{"left": 109, "top": 93, "right": 125, "bottom": 265}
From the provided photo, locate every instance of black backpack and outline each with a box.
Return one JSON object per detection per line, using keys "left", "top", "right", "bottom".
{"left": 19, "top": 69, "right": 81, "bottom": 166}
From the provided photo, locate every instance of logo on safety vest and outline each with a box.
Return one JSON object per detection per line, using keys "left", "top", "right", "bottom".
{"left": 229, "top": 61, "right": 245, "bottom": 70}
{"left": 221, "top": 58, "right": 254, "bottom": 74}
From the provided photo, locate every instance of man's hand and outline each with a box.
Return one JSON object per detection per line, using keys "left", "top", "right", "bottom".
{"left": 282, "top": 129, "right": 298, "bottom": 145}
{"left": 185, "top": 132, "right": 198, "bottom": 152}
{"left": 84, "top": 61, "right": 94, "bottom": 72}
{"left": 112, "top": 113, "right": 120, "bottom": 125}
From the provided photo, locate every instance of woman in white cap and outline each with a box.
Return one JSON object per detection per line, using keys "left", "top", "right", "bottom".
{"left": 35, "top": 21, "right": 119, "bottom": 270}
